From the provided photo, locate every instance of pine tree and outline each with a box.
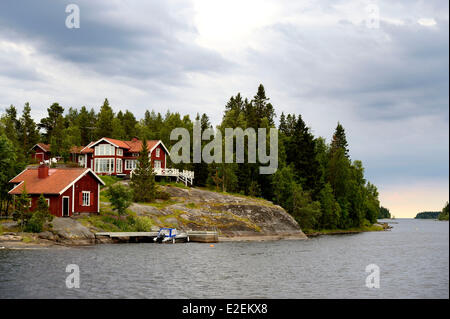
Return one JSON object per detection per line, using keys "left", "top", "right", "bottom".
{"left": 111, "top": 117, "right": 125, "bottom": 139}
{"left": 12, "top": 185, "right": 32, "bottom": 230}
{"left": 288, "top": 115, "right": 321, "bottom": 196}
{"left": 0, "top": 135, "right": 18, "bottom": 216}
{"left": 331, "top": 122, "right": 349, "bottom": 157}
{"left": 19, "top": 102, "right": 39, "bottom": 157}
{"left": 130, "top": 138, "right": 157, "bottom": 202}
{"left": 279, "top": 112, "right": 287, "bottom": 134}
{"left": 1, "top": 105, "right": 20, "bottom": 143}
{"left": 38, "top": 103, "right": 64, "bottom": 143}
{"left": 122, "top": 110, "right": 137, "bottom": 139}
{"left": 95, "top": 98, "right": 114, "bottom": 138}
{"left": 250, "top": 84, "right": 276, "bottom": 127}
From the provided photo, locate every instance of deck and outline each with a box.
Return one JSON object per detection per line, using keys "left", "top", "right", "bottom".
{"left": 131, "top": 168, "right": 194, "bottom": 186}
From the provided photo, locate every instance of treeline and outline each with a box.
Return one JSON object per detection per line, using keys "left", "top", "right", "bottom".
{"left": 378, "top": 206, "right": 391, "bottom": 219}
{"left": 415, "top": 211, "right": 441, "bottom": 219}
{"left": 0, "top": 84, "right": 385, "bottom": 231}
{"left": 439, "top": 202, "right": 449, "bottom": 221}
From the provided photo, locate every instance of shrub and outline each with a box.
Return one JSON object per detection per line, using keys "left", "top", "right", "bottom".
{"left": 24, "top": 194, "right": 54, "bottom": 233}
{"left": 156, "top": 190, "right": 171, "bottom": 200}
{"left": 106, "top": 184, "right": 133, "bottom": 217}
{"left": 133, "top": 216, "right": 153, "bottom": 231}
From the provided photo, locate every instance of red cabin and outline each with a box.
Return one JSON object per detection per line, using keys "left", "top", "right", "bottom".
{"left": 71, "top": 137, "right": 169, "bottom": 176}
{"left": 8, "top": 164, "right": 105, "bottom": 217}
{"left": 30, "top": 143, "right": 51, "bottom": 163}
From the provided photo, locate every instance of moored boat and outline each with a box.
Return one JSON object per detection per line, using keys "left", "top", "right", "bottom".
{"left": 153, "top": 228, "right": 189, "bottom": 243}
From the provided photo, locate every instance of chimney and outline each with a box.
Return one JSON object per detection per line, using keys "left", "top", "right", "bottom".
{"left": 38, "top": 163, "right": 49, "bottom": 179}
{"left": 131, "top": 137, "right": 139, "bottom": 142}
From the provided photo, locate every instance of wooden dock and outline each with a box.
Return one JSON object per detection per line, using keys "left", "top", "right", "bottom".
{"left": 95, "top": 231, "right": 218, "bottom": 243}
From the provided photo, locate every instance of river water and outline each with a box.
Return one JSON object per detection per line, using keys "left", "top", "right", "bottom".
{"left": 0, "top": 219, "right": 448, "bottom": 298}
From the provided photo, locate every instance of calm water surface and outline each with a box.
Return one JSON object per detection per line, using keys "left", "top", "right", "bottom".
{"left": 0, "top": 219, "right": 448, "bottom": 298}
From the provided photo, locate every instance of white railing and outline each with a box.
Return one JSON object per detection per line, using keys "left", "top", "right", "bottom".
{"left": 130, "top": 167, "right": 194, "bottom": 186}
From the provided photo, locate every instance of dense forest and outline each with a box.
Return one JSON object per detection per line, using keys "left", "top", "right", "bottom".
{"left": 415, "top": 211, "right": 441, "bottom": 219}
{"left": 0, "top": 84, "right": 386, "bottom": 231}
{"left": 378, "top": 206, "right": 391, "bottom": 219}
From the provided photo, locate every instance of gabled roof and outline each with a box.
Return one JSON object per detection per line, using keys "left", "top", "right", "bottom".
{"left": 31, "top": 143, "right": 51, "bottom": 152}
{"left": 80, "top": 142, "right": 94, "bottom": 154}
{"left": 70, "top": 145, "right": 85, "bottom": 154}
{"left": 8, "top": 167, "right": 105, "bottom": 195}
{"left": 89, "top": 137, "right": 131, "bottom": 149}
{"left": 87, "top": 137, "right": 169, "bottom": 155}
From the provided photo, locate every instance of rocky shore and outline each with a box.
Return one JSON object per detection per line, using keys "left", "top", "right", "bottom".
{"left": 1, "top": 185, "right": 392, "bottom": 249}
{"left": 1, "top": 185, "right": 307, "bottom": 248}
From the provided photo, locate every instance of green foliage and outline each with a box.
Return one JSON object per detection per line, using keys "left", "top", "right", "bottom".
{"left": 272, "top": 166, "right": 296, "bottom": 212}
{"left": 25, "top": 194, "right": 54, "bottom": 233}
{"left": 438, "top": 202, "right": 449, "bottom": 220}
{"left": 95, "top": 98, "right": 114, "bottom": 139}
{"left": 378, "top": 206, "right": 391, "bottom": 219}
{"left": 319, "top": 183, "right": 340, "bottom": 229}
{"left": 38, "top": 102, "right": 64, "bottom": 143}
{"left": 12, "top": 186, "right": 32, "bottom": 230}
{"left": 292, "top": 184, "right": 322, "bottom": 231}
{"left": 130, "top": 138, "right": 157, "bottom": 202}
{"left": 248, "top": 181, "right": 261, "bottom": 197}
{"left": 415, "top": 211, "right": 441, "bottom": 219}
{"left": 99, "top": 175, "right": 121, "bottom": 188}
{"left": 106, "top": 184, "right": 133, "bottom": 216}
{"left": 133, "top": 216, "right": 153, "bottom": 231}
{"left": 0, "top": 85, "right": 385, "bottom": 232}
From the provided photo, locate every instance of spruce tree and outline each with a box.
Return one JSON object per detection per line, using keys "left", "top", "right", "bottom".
{"left": 130, "top": 138, "right": 156, "bottom": 202}
{"left": 331, "top": 122, "right": 349, "bottom": 157}
{"left": 19, "top": 102, "right": 39, "bottom": 157}
{"left": 95, "top": 98, "right": 114, "bottom": 138}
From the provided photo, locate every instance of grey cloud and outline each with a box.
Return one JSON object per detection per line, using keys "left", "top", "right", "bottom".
{"left": 0, "top": 0, "right": 231, "bottom": 82}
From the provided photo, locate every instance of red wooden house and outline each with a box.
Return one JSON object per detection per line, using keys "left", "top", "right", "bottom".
{"left": 8, "top": 164, "right": 105, "bottom": 217}
{"left": 71, "top": 137, "right": 169, "bottom": 176}
{"left": 30, "top": 143, "right": 52, "bottom": 162}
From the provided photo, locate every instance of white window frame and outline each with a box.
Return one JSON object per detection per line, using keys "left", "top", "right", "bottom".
{"left": 125, "top": 159, "right": 137, "bottom": 170}
{"left": 94, "top": 158, "right": 115, "bottom": 173}
{"left": 45, "top": 198, "right": 50, "bottom": 207}
{"left": 95, "top": 144, "right": 114, "bottom": 156}
{"left": 82, "top": 191, "right": 91, "bottom": 206}
{"left": 116, "top": 158, "right": 122, "bottom": 173}
{"left": 155, "top": 148, "right": 160, "bottom": 157}
{"left": 117, "top": 148, "right": 123, "bottom": 156}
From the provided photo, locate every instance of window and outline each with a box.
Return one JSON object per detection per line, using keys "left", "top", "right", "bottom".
{"left": 132, "top": 153, "right": 139, "bottom": 157}
{"left": 116, "top": 159, "right": 122, "bottom": 173}
{"left": 45, "top": 198, "right": 50, "bottom": 207}
{"left": 95, "top": 143, "right": 114, "bottom": 156}
{"left": 155, "top": 148, "right": 160, "bottom": 157}
{"left": 117, "top": 148, "right": 123, "bottom": 156}
{"left": 82, "top": 191, "right": 90, "bottom": 206}
{"left": 125, "top": 159, "right": 137, "bottom": 170}
{"left": 94, "top": 158, "right": 115, "bottom": 173}
{"left": 28, "top": 199, "right": 32, "bottom": 207}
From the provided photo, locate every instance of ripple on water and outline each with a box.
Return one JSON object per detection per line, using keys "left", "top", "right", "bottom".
{"left": 0, "top": 219, "right": 448, "bottom": 298}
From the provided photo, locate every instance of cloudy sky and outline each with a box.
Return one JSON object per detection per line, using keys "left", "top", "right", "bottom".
{"left": 0, "top": 0, "right": 448, "bottom": 217}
